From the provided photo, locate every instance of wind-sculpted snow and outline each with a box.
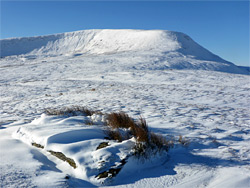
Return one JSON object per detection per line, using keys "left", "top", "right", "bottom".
{"left": 0, "top": 29, "right": 248, "bottom": 74}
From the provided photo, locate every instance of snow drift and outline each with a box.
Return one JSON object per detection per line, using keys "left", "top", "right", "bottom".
{"left": 0, "top": 29, "right": 248, "bottom": 74}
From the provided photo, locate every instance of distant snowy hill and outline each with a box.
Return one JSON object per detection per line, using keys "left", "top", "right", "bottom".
{"left": 0, "top": 29, "right": 248, "bottom": 74}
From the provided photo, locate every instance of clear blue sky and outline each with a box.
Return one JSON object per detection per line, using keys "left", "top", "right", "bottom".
{"left": 1, "top": 1, "right": 249, "bottom": 66}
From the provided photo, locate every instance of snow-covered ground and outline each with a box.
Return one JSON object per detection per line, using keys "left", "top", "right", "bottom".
{"left": 0, "top": 29, "right": 250, "bottom": 187}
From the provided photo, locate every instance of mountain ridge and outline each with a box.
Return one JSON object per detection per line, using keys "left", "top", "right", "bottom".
{"left": 0, "top": 29, "right": 248, "bottom": 74}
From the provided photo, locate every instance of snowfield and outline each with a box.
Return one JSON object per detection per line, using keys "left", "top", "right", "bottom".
{"left": 0, "top": 29, "right": 250, "bottom": 187}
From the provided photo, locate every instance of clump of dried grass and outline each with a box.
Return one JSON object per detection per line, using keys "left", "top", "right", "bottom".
{"left": 104, "top": 129, "right": 123, "bottom": 142}
{"left": 131, "top": 117, "right": 149, "bottom": 143}
{"left": 105, "top": 112, "right": 171, "bottom": 159}
{"left": 178, "top": 135, "right": 189, "bottom": 146}
{"left": 150, "top": 132, "right": 171, "bottom": 151}
{"left": 45, "top": 106, "right": 96, "bottom": 116}
{"left": 106, "top": 112, "right": 136, "bottom": 129}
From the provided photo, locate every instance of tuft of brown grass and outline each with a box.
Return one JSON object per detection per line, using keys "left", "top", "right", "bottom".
{"left": 45, "top": 106, "right": 96, "bottom": 117}
{"left": 178, "top": 135, "right": 189, "bottom": 146}
{"left": 133, "top": 142, "right": 148, "bottom": 159}
{"left": 105, "top": 113, "right": 150, "bottom": 143}
{"left": 137, "top": 117, "right": 148, "bottom": 133}
{"left": 104, "top": 112, "right": 171, "bottom": 160}
{"left": 150, "top": 133, "right": 170, "bottom": 151}
{"left": 131, "top": 117, "right": 149, "bottom": 143}
{"left": 106, "top": 112, "right": 136, "bottom": 129}
{"left": 104, "top": 129, "right": 123, "bottom": 142}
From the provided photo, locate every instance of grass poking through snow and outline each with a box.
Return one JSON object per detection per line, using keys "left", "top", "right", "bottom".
{"left": 105, "top": 112, "right": 171, "bottom": 159}
{"left": 45, "top": 106, "right": 97, "bottom": 116}
{"left": 44, "top": 107, "right": 173, "bottom": 161}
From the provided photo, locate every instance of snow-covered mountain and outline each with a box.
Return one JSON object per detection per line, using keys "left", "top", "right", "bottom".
{"left": 0, "top": 29, "right": 248, "bottom": 74}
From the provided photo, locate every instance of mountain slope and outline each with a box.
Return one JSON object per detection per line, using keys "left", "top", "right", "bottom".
{"left": 0, "top": 29, "right": 248, "bottom": 74}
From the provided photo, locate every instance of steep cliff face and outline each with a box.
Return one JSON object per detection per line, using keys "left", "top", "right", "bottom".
{"left": 0, "top": 29, "right": 248, "bottom": 74}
